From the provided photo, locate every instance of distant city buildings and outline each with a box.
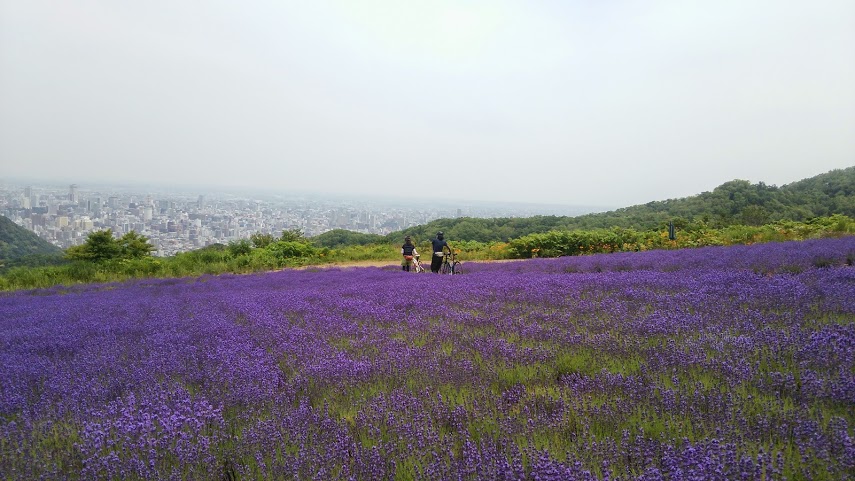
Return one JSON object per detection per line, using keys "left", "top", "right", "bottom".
{"left": 0, "top": 181, "right": 598, "bottom": 257}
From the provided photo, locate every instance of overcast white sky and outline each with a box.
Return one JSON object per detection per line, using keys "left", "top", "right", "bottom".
{"left": 1, "top": 1, "right": 853, "bottom": 207}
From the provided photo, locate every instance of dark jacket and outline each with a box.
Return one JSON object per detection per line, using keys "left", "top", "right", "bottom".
{"left": 431, "top": 238, "right": 448, "bottom": 255}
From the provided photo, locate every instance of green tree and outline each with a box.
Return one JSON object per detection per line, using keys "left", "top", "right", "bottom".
{"left": 740, "top": 205, "right": 770, "bottom": 226}
{"left": 66, "top": 229, "right": 121, "bottom": 262}
{"left": 280, "top": 229, "right": 305, "bottom": 243}
{"left": 267, "top": 240, "right": 317, "bottom": 259}
{"left": 312, "top": 229, "right": 384, "bottom": 248}
{"left": 227, "top": 239, "right": 252, "bottom": 257}
{"left": 119, "top": 231, "right": 155, "bottom": 258}
{"left": 250, "top": 232, "right": 275, "bottom": 248}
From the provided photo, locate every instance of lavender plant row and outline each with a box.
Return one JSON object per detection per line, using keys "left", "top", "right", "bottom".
{"left": 1, "top": 237, "right": 853, "bottom": 480}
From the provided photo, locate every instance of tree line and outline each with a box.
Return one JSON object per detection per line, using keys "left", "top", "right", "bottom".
{"left": 312, "top": 166, "right": 855, "bottom": 247}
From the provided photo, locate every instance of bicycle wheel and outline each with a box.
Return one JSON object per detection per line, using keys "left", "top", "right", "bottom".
{"left": 452, "top": 262, "right": 461, "bottom": 275}
{"left": 440, "top": 261, "right": 450, "bottom": 275}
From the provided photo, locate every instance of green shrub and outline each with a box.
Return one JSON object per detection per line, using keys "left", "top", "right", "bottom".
{"left": 228, "top": 239, "right": 253, "bottom": 257}
{"left": 248, "top": 250, "right": 283, "bottom": 270}
{"left": 250, "top": 232, "right": 275, "bottom": 248}
{"left": 267, "top": 240, "right": 318, "bottom": 259}
{"left": 67, "top": 261, "right": 99, "bottom": 283}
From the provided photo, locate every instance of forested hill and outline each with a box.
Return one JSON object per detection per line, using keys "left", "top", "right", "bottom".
{"left": 313, "top": 167, "right": 855, "bottom": 246}
{"left": 563, "top": 166, "right": 855, "bottom": 231}
{"left": 0, "top": 215, "right": 62, "bottom": 264}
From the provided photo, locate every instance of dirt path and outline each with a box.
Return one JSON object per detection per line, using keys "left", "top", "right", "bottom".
{"left": 292, "top": 258, "right": 525, "bottom": 270}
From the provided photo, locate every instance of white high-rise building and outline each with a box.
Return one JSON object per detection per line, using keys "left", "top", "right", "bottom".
{"left": 75, "top": 217, "right": 94, "bottom": 230}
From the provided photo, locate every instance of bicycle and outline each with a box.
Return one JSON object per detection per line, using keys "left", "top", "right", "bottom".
{"left": 439, "top": 248, "right": 462, "bottom": 275}
{"left": 412, "top": 254, "right": 425, "bottom": 273}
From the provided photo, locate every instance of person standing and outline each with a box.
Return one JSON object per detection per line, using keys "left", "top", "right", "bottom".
{"left": 430, "top": 231, "right": 449, "bottom": 273}
{"left": 401, "top": 236, "right": 419, "bottom": 272}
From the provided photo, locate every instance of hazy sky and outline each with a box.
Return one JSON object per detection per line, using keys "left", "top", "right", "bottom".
{"left": 1, "top": 1, "right": 853, "bottom": 207}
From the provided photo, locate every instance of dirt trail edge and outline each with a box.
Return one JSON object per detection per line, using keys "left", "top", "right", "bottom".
{"left": 292, "top": 259, "right": 524, "bottom": 270}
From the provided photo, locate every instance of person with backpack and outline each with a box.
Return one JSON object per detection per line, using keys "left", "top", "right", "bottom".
{"left": 401, "top": 236, "right": 419, "bottom": 272}
{"left": 430, "top": 231, "right": 450, "bottom": 273}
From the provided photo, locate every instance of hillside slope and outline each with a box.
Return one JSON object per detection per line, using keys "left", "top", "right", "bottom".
{"left": 0, "top": 215, "right": 62, "bottom": 264}
{"left": 368, "top": 166, "right": 855, "bottom": 243}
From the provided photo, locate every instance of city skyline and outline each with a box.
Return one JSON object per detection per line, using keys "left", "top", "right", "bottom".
{"left": 1, "top": 178, "right": 604, "bottom": 257}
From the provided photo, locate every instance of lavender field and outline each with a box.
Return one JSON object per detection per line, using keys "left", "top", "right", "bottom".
{"left": 2, "top": 238, "right": 854, "bottom": 480}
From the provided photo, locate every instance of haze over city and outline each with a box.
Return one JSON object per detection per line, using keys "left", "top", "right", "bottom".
{"left": 2, "top": 1, "right": 854, "bottom": 206}
{"left": 2, "top": 178, "right": 609, "bottom": 255}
